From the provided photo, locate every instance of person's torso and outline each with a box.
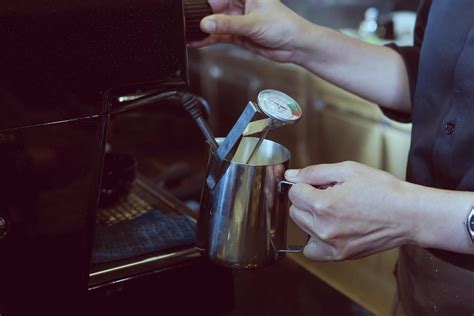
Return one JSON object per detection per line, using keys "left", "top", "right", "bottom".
{"left": 400, "top": 1, "right": 474, "bottom": 314}
{"left": 408, "top": 0, "right": 474, "bottom": 191}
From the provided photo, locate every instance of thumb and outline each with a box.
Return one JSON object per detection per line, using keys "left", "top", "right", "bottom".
{"left": 200, "top": 14, "right": 253, "bottom": 36}
{"left": 285, "top": 164, "right": 346, "bottom": 186}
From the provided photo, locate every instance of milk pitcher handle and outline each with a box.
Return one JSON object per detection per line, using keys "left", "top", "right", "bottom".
{"left": 277, "top": 180, "right": 308, "bottom": 254}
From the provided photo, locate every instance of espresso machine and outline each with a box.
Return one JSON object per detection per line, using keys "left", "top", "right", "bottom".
{"left": 0, "top": 1, "right": 233, "bottom": 315}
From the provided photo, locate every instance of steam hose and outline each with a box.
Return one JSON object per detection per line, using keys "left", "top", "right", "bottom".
{"left": 177, "top": 90, "right": 219, "bottom": 151}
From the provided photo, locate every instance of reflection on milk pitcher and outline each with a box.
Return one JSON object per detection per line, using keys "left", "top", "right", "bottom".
{"left": 197, "top": 137, "right": 305, "bottom": 269}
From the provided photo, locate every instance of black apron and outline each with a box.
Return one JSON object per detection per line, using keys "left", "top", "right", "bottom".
{"left": 397, "top": 1, "right": 474, "bottom": 314}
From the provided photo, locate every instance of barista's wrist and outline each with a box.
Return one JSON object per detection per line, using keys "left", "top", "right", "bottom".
{"left": 290, "top": 23, "right": 330, "bottom": 68}
{"left": 406, "top": 185, "right": 474, "bottom": 254}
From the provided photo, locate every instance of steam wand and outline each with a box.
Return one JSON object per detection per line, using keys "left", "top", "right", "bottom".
{"left": 114, "top": 88, "right": 218, "bottom": 151}
{"left": 177, "top": 90, "right": 219, "bottom": 151}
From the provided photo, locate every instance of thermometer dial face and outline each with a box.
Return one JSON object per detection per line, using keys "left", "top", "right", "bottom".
{"left": 257, "top": 90, "right": 302, "bottom": 123}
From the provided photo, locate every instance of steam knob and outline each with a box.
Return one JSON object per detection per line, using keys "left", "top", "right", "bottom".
{"left": 184, "top": 0, "right": 212, "bottom": 42}
{"left": 0, "top": 216, "right": 7, "bottom": 239}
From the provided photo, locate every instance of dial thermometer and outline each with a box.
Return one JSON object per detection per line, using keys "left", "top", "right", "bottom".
{"left": 257, "top": 89, "right": 302, "bottom": 124}
{"left": 206, "top": 89, "right": 303, "bottom": 188}
{"left": 245, "top": 90, "right": 303, "bottom": 164}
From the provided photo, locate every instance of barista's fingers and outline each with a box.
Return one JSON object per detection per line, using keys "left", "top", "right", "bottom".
{"left": 289, "top": 205, "right": 317, "bottom": 237}
{"left": 207, "top": 0, "right": 230, "bottom": 13}
{"left": 200, "top": 14, "right": 254, "bottom": 36}
{"left": 288, "top": 183, "right": 322, "bottom": 212}
{"left": 190, "top": 34, "right": 251, "bottom": 49}
{"left": 303, "top": 236, "right": 338, "bottom": 261}
{"left": 189, "top": 34, "right": 228, "bottom": 48}
{"left": 290, "top": 207, "right": 337, "bottom": 261}
{"left": 285, "top": 162, "right": 354, "bottom": 186}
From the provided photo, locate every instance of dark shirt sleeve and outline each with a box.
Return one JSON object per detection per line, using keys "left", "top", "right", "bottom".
{"left": 381, "top": 0, "right": 432, "bottom": 122}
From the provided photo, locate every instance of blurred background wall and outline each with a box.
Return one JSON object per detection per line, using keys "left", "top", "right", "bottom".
{"left": 283, "top": 0, "right": 420, "bottom": 29}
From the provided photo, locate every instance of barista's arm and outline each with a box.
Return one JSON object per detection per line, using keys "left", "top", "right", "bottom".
{"left": 195, "top": 0, "right": 411, "bottom": 114}
{"left": 292, "top": 27, "right": 411, "bottom": 114}
{"left": 285, "top": 163, "right": 474, "bottom": 260}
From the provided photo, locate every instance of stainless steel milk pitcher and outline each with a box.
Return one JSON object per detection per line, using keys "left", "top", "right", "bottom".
{"left": 197, "top": 137, "right": 304, "bottom": 269}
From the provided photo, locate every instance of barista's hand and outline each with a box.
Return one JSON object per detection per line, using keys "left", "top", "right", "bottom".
{"left": 192, "top": 0, "right": 312, "bottom": 63}
{"left": 285, "top": 161, "right": 417, "bottom": 261}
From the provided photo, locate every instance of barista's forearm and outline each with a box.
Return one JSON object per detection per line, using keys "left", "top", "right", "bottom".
{"left": 403, "top": 183, "right": 474, "bottom": 254}
{"left": 291, "top": 24, "right": 411, "bottom": 113}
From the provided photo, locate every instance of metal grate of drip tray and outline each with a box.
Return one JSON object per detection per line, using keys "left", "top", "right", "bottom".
{"left": 96, "top": 192, "right": 153, "bottom": 226}
{"left": 90, "top": 178, "right": 199, "bottom": 288}
{"left": 95, "top": 177, "right": 197, "bottom": 226}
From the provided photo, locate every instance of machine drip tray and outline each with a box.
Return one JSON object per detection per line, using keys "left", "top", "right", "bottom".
{"left": 88, "top": 177, "right": 200, "bottom": 289}
{"left": 96, "top": 177, "right": 196, "bottom": 226}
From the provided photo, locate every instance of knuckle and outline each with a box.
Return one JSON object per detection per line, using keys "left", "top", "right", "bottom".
{"left": 288, "top": 186, "right": 297, "bottom": 200}
{"left": 303, "top": 247, "right": 317, "bottom": 260}
{"left": 310, "top": 198, "right": 328, "bottom": 214}
{"left": 341, "top": 160, "right": 354, "bottom": 171}
{"left": 297, "top": 165, "right": 318, "bottom": 180}
{"left": 317, "top": 227, "right": 335, "bottom": 242}
{"left": 312, "top": 165, "right": 327, "bottom": 180}
{"left": 305, "top": 165, "right": 319, "bottom": 177}
{"left": 332, "top": 251, "right": 346, "bottom": 262}
{"left": 218, "top": 18, "right": 231, "bottom": 33}
{"left": 343, "top": 160, "right": 356, "bottom": 168}
{"left": 334, "top": 161, "right": 352, "bottom": 179}
{"left": 342, "top": 161, "right": 360, "bottom": 174}
{"left": 331, "top": 246, "right": 349, "bottom": 261}
{"left": 289, "top": 205, "right": 298, "bottom": 218}
{"left": 304, "top": 251, "right": 321, "bottom": 262}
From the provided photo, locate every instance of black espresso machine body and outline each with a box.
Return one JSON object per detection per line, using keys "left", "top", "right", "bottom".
{"left": 0, "top": 1, "right": 226, "bottom": 314}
